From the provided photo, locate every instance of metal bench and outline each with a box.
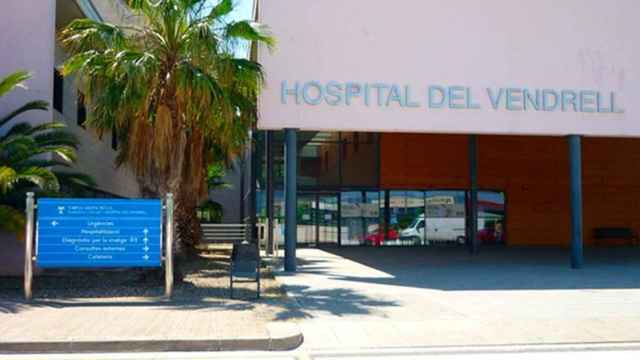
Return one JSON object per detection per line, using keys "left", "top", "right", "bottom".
{"left": 201, "top": 223, "right": 249, "bottom": 245}
{"left": 593, "top": 227, "right": 639, "bottom": 246}
{"left": 229, "top": 242, "right": 261, "bottom": 299}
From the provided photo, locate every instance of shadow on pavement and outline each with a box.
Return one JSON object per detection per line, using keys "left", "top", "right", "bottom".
{"left": 0, "top": 253, "right": 283, "bottom": 314}
{"left": 315, "top": 246, "right": 640, "bottom": 291}
{"left": 271, "top": 284, "right": 399, "bottom": 321}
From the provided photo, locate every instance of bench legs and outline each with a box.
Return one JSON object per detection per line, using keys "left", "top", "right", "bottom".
{"left": 230, "top": 277, "right": 261, "bottom": 299}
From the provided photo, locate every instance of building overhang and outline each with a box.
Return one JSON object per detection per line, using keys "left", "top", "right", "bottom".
{"left": 74, "top": 0, "right": 102, "bottom": 21}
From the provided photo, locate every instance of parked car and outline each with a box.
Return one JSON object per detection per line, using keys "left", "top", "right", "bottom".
{"left": 364, "top": 227, "right": 399, "bottom": 246}
{"left": 399, "top": 215, "right": 466, "bottom": 245}
{"left": 477, "top": 219, "right": 504, "bottom": 243}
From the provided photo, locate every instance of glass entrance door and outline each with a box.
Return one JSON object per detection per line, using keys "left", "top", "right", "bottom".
{"left": 317, "top": 194, "right": 339, "bottom": 245}
{"left": 297, "top": 194, "right": 316, "bottom": 245}
{"left": 296, "top": 193, "right": 339, "bottom": 246}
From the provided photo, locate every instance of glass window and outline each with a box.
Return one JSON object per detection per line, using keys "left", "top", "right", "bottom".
{"left": 341, "top": 132, "right": 378, "bottom": 187}
{"left": 77, "top": 91, "right": 86, "bottom": 128}
{"left": 297, "top": 195, "right": 316, "bottom": 245}
{"left": 53, "top": 68, "right": 63, "bottom": 113}
{"left": 387, "top": 191, "right": 425, "bottom": 246}
{"left": 341, "top": 192, "right": 364, "bottom": 246}
{"left": 398, "top": 191, "right": 426, "bottom": 245}
{"left": 425, "top": 191, "right": 467, "bottom": 245}
{"left": 274, "top": 190, "right": 285, "bottom": 246}
{"left": 318, "top": 195, "right": 338, "bottom": 244}
{"left": 111, "top": 126, "right": 118, "bottom": 150}
{"left": 477, "top": 191, "right": 506, "bottom": 244}
{"left": 363, "top": 191, "right": 381, "bottom": 245}
{"left": 298, "top": 132, "right": 340, "bottom": 187}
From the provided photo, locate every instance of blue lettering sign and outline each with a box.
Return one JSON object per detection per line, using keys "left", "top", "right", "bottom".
{"left": 36, "top": 198, "right": 163, "bottom": 268}
{"left": 448, "top": 86, "right": 466, "bottom": 109}
{"left": 429, "top": 86, "right": 447, "bottom": 109}
{"left": 279, "top": 81, "right": 625, "bottom": 114}
{"left": 487, "top": 88, "right": 503, "bottom": 110}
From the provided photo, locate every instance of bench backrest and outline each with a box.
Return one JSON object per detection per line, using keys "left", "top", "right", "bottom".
{"left": 201, "top": 223, "right": 249, "bottom": 244}
{"left": 593, "top": 227, "right": 635, "bottom": 239}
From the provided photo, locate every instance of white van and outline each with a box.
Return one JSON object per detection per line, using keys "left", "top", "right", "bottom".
{"left": 400, "top": 215, "right": 467, "bottom": 245}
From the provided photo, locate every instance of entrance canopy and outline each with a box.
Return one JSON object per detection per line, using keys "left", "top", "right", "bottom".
{"left": 257, "top": 0, "right": 639, "bottom": 137}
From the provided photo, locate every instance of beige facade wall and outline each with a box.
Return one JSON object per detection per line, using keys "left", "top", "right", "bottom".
{"left": 0, "top": 0, "right": 57, "bottom": 276}
{"left": 0, "top": 0, "right": 55, "bottom": 126}
{"left": 54, "top": 42, "right": 141, "bottom": 198}
{"left": 90, "top": 0, "right": 142, "bottom": 27}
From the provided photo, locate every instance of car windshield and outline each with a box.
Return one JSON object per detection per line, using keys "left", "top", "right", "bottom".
{"left": 407, "top": 217, "right": 423, "bottom": 229}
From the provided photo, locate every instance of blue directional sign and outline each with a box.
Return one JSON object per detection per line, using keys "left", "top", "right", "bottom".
{"left": 36, "top": 198, "right": 163, "bottom": 268}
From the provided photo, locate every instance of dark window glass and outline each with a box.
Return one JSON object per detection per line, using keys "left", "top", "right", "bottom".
{"left": 53, "top": 69, "right": 63, "bottom": 113}
{"left": 77, "top": 91, "right": 86, "bottom": 128}
{"left": 111, "top": 126, "right": 118, "bottom": 150}
{"left": 297, "top": 131, "right": 340, "bottom": 187}
{"left": 477, "top": 191, "right": 506, "bottom": 244}
{"left": 341, "top": 132, "right": 378, "bottom": 187}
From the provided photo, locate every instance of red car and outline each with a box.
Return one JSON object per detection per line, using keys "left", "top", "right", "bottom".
{"left": 364, "top": 228, "right": 399, "bottom": 246}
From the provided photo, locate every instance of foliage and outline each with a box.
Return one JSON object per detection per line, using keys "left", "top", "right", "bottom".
{"left": 207, "top": 162, "right": 231, "bottom": 190}
{"left": 0, "top": 71, "right": 95, "bottom": 236}
{"left": 197, "top": 200, "right": 223, "bottom": 223}
{"left": 59, "top": 0, "right": 274, "bottom": 247}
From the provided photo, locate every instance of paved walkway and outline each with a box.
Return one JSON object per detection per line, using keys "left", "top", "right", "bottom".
{"left": 275, "top": 246, "right": 640, "bottom": 350}
{"left": 0, "top": 254, "right": 302, "bottom": 353}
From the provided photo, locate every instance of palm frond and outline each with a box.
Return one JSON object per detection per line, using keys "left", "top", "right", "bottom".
{"left": 0, "top": 100, "right": 48, "bottom": 127}
{"left": 208, "top": 0, "right": 233, "bottom": 19}
{"left": 0, "top": 70, "right": 30, "bottom": 97}
{"left": 54, "top": 171, "right": 97, "bottom": 188}
{"left": 16, "top": 167, "right": 60, "bottom": 192}
{"left": 225, "top": 21, "right": 276, "bottom": 50}
{"left": 0, "top": 167, "right": 18, "bottom": 193}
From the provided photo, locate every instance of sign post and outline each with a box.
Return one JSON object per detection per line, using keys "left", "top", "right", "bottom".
{"left": 24, "top": 192, "right": 35, "bottom": 301}
{"left": 24, "top": 195, "right": 173, "bottom": 299}
{"left": 164, "top": 193, "right": 174, "bottom": 298}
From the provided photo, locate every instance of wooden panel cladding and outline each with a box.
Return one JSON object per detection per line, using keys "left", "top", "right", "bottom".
{"left": 381, "top": 133, "right": 640, "bottom": 247}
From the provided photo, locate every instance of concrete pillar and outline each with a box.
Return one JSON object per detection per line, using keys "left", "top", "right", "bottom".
{"left": 284, "top": 128, "right": 298, "bottom": 272}
{"left": 468, "top": 135, "right": 479, "bottom": 254}
{"left": 265, "top": 131, "right": 274, "bottom": 255}
{"left": 569, "top": 135, "right": 584, "bottom": 269}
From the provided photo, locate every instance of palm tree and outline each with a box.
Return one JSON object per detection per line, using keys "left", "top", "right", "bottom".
{"left": 59, "top": 0, "right": 274, "bottom": 250}
{"left": 0, "top": 71, "right": 95, "bottom": 235}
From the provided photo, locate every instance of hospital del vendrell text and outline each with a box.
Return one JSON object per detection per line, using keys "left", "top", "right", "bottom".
{"left": 281, "top": 81, "right": 624, "bottom": 113}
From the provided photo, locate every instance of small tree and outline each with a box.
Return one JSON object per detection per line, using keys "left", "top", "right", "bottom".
{"left": 0, "top": 71, "right": 95, "bottom": 235}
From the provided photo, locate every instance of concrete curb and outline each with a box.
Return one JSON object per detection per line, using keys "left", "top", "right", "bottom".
{"left": 0, "top": 323, "right": 303, "bottom": 354}
{"left": 310, "top": 341, "right": 640, "bottom": 357}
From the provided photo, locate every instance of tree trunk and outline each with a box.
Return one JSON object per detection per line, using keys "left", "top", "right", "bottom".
{"left": 175, "top": 197, "right": 202, "bottom": 247}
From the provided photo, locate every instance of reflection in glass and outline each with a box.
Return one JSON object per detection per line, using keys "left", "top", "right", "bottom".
{"left": 297, "top": 195, "right": 316, "bottom": 245}
{"left": 318, "top": 195, "right": 338, "bottom": 244}
{"left": 340, "top": 192, "right": 364, "bottom": 245}
{"left": 363, "top": 192, "right": 381, "bottom": 246}
{"left": 477, "top": 191, "right": 506, "bottom": 244}
{"left": 298, "top": 132, "right": 340, "bottom": 187}
{"left": 402, "top": 191, "right": 426, "bottom": 245}
{"left": 269, "top": 190, "right": 285, "bottom": 246}
{"left": 425, "top": 191, "right": 467, "bottom": 245}
{"left": 388, "top": 191, "right": 424, "bottom": 246}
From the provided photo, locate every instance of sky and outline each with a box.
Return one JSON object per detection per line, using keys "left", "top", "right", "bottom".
{"left": 206, "top": 0, "right": 255, "bottom": 58}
